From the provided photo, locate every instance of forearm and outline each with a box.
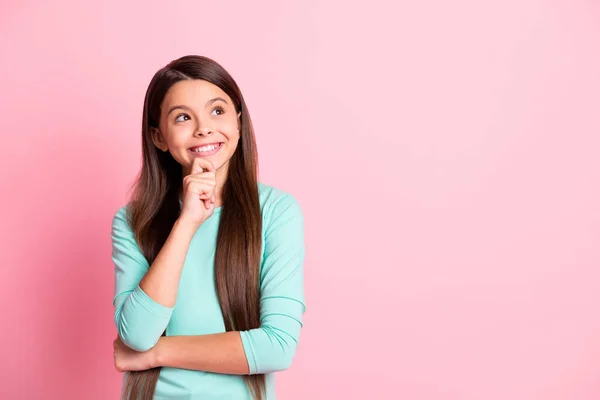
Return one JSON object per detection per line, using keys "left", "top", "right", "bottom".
{"left": 153, "top": 332, "right": 250, "bottom": 375}
{"left": 138, "top": 217, "right": 197, "bottom": 308}
{"left": 151, "top": 318, "right": 300, "bottom": 375}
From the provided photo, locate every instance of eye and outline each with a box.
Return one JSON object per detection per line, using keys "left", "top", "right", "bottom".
{"left": 175, "top": 113, "right": 190, "bottom": 123}
{"left": 211, "top": 106, "right": 225, "bottom": 116}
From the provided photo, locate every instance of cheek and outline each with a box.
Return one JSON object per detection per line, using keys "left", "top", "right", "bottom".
{"left": 167, "top": 128, "right": 191, "bottom": 147}
{"left": 219, "top": 121, "right": 240, "bottom": 142}
{"left": 228, "top": 131, "right": 241, "bottom": 148}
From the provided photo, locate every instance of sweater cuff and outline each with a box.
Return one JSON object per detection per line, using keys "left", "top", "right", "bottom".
{"left": 240, "top": 330, "right": 258, "bottom": 374}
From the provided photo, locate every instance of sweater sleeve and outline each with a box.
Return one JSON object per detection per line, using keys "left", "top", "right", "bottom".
{"left": 239, "top": 194, "right": 306, "bottom": 374}
{"left": 111, "top": 207, "right": 174, "bottom": 352}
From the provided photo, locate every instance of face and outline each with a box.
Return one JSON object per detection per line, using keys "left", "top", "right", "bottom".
{"left": 152, "top": 79, "right": 241, "bottom": 176}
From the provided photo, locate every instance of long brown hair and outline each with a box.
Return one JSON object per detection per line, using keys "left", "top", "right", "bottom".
{"left": 121, "top": 55, "right": 264, "bottom": 400}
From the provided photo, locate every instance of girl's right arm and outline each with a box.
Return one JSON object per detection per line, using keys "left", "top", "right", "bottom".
{"left": 111, "top": 209, "right": 196, "bottom": 352}
{"left": 112, "top": 157, "right": 216, "bottom": 352}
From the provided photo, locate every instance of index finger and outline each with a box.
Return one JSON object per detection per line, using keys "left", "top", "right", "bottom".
{"left": 190, "top": 156, "right": 215, "bottom": 174}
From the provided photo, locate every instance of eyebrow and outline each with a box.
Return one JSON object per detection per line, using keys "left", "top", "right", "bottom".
{"left": 167, "top": 97, "right": 229, "bottom": 116}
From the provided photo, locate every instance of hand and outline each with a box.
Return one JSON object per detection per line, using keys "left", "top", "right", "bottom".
{"left": 113, "top": 335, "right": 157, "bottom": 372}
{"left": 179, "top": 157, "right": 217, "bottom": 228}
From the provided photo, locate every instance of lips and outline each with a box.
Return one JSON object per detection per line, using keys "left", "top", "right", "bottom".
{"left": 188, "top": 142, "right": 224, "bottom": 157}
{"left": 189, "top": 142, "right": 223, "bottom": 152}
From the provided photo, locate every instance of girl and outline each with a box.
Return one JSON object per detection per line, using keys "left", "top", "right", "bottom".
{"left": 111, "top": 55, "right": 306, "bottom": 400}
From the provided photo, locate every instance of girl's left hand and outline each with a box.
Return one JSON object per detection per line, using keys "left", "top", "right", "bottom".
{"left": 113, "top": 335, "right": 156, "bottom": 372}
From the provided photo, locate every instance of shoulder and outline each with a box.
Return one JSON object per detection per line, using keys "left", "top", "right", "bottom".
{"left": 258, "top": 182, "right": 304, "bottom": 234}
{"left": 258, "top": 182, "right": 303, "bottom": 217}
{"left": 111, "top": 203, "right": 134, "bottom": 239}
{"left": 112, "top": 204, "right": 130, "bottom": 226}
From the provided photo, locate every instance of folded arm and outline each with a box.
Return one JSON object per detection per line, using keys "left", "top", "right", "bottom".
{"left": 112, "top": 207, "right": 196, "bottom": 352}
{"left": 151, "top": 194, "right": 306, "bottom": 374}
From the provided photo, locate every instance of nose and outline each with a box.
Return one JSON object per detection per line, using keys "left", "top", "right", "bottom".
{"left": 194, "top": 121, "right": 213, "bottom": 136}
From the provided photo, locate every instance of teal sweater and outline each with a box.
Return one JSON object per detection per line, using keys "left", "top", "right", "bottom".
{"left": 111, "top": 183, "right": 306, "bottom": 399}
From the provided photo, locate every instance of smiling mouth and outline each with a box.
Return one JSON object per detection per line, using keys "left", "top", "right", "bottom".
{"left": 188, "top": 142, "right": 224, "bottom": 156}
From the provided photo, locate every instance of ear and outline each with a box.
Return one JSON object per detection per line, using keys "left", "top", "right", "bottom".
{"left": 151, "top": 128, "right": 169, "bottom": 152}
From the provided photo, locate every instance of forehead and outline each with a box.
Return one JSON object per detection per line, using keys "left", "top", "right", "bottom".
{"left": 162, "top": 79, "right": 232, "bottom": 109}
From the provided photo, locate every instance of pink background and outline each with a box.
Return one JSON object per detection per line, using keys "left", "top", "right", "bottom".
{"left": 2, "top": 1, "right": 600, "bottom": 399}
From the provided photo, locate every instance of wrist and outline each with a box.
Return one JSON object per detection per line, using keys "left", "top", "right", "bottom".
{"left": 173, "top": 217, "right": 200, "bottom": 239}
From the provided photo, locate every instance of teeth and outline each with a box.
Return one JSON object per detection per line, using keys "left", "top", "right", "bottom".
{"left": 193, "top": 144, "right": 219, "bottom": 152}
